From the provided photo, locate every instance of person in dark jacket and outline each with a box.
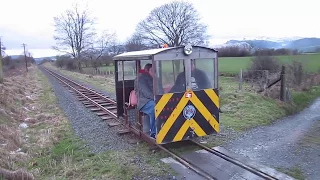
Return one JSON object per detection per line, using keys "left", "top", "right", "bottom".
{"left": 169, "top": 60, "right": 211, "bottom": 92}
{"left": 134, "top": 63, "right": 156, "bottom": 138}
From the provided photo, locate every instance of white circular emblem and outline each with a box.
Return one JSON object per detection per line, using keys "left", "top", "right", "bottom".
{"left": 183, "top": 105, "right": 196, "bottom": 120}
{"left": 183, "top": 44, "right": 192, "bottom": 55}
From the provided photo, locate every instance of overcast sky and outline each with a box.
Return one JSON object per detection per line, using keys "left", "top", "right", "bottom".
{"left": 1, "top": 0, "right": 319, "bottom": 58}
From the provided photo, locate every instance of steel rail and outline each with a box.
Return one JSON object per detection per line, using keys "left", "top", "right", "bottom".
{"left": 190, "top": 140, "right": 278, "bottom": 180}
{"left": 46, "top": 68, "right": 116, "bottom": 103}
{"left": 43, "top": 67, "right": 117, "bottom": 118}
{"left": 156, "top": 144, "right": 217, "bottom": 180}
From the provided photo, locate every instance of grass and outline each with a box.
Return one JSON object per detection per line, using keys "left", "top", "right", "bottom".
{"left": 218, "top": 76, "right": 289, "bottom": 131}
{"left": 290, "top": 86, "right": 320, "bottom": 111}
{"left": 0, "top": 65, "right": 174, "bottom": 179}
{"left": 219, "top": 53, "right": 320, "bottom": 74}
{"left": 80, "top": 53, "right": 320, "bottom": 75}
{"left": 30, "top": 124, "right": 168, "bottom": 179}
{"left": 277, "top": 166, "right": 306, "bottom": 180}
{"left": 25, "top": 66, "right": 175, "bottom": 179}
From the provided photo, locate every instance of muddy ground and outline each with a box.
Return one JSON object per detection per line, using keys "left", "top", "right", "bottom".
{"left": 223, "top": 98, "right": 320, "bottom": 180}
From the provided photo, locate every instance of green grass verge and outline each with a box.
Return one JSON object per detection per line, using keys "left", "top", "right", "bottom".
{"left": 277, "top": 166, "right": 306, "bottom": 180}
{"left": 29, "top": 124, "right": 172, "bottom": 179}
{"left": 219, "top": 77, "right": 288, "bottom": 131}
{"left": 29, "top": 66, "right": 174, "bottom": 179}
{"left": 291, "top": 86, "right": 320, "bottom": 111}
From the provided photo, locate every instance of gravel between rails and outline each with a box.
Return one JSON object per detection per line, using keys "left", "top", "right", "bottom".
{"left": 50, "top": 69, "right": 117, "bottom": 100}
{"left": 38, "top": 66, "right": 134, "bottom": 153}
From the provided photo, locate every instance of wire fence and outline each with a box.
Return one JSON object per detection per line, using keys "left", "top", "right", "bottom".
{"left": 237, "top": 68, "right": 292, "bottom": 101}
{"left": 81, "top": 67, "right": 115, "bottom": 76}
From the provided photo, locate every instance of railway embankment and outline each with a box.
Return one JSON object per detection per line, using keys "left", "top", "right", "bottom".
{"left": 0, "top": 65, "right": 175, "bottom": 179}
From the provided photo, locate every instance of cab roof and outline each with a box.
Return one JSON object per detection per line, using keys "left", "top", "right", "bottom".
{"left": 113, "top": 45, "right": 217, "bottom": 61}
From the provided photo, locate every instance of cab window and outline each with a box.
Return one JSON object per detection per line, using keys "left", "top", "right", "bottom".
{"left": 191, "top": 58, "right": 214, "bottom": 90}
{"left": 117, "top": 61, "right": 136, "bottom": 81}
{"left": 156, "top": 59, "right": 185, "bottom": 94}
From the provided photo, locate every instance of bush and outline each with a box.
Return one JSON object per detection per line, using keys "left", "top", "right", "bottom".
{"left": 66, "top": 60, "right": 77, "bottom": 70}
{"left": 247, "top": 56, "right": 280, "bottom": 79}
{"left": 287, "top": 60, "right": 304, "bottom": 86}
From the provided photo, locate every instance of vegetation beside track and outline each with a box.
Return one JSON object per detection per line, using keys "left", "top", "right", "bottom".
{"left": 43, "top": 62, "right": 320, "bottom": 144}
{"left": 78, "top": 53, "right": 320, "bottom": 75}
{"left": 0, "top": 65, "right": 174, "bottom": 179}
{"left": 45, "top": 62, "right": 320, "bottom": 133}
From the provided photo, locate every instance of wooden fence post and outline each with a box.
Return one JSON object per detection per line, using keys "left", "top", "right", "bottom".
{"left": 239, "top": 69, "right": 243, "bottom": 91}
{"left": 280, "top": 65, "right": 286, "bottom": 101}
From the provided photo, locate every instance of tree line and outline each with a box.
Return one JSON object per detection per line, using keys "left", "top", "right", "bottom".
{"left": 0, "top": 38, "right": 35, "bottom": 83}
{"left": 216, "top": 46, "right": 299, "bottom": 57}
{"left": 51, "top": 1, "right": 211, "bottom": 72}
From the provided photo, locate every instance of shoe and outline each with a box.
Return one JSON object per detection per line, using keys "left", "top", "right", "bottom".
{"left": 150, "top": 133, "right": 156, "bottom": 139}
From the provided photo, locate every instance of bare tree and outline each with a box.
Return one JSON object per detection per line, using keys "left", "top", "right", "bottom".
{"left": 52, "top": 3, "right": 96, "bottom": 72}
{"left": 125, "top": 33, "right": 149, "bottom": 52}
{"left": 83, "top": 30, "right": 116, "bottom": 70}
{"left": 108, "top": 35, "right": 125, "bottom": 56}
{"left": 135, "top": 1, "right": 210, "bottom": 71}
{"left": 135, "top": 1, "right": 209, "bottom": 47}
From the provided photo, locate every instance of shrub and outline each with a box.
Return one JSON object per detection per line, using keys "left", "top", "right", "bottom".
{"left": 247, "top": 56, "right": 280, "bottom": 79}
{"left": 66, "top": 60, "right": 77, "bottom": 70}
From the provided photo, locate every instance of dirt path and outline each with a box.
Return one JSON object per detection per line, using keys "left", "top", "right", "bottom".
{"left": 222, "top": 98, "right": 320, "bottom": 180}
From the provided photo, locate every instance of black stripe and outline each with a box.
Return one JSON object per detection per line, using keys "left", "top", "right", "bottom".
{"left": 155, "top": 92, "right": 183, "bottom": 137}
{"left": 161, "top": 99, "right": 196, "bottom": 143}
{"left": 194, "top": 89, "right": 219, "bottom": 123}
{"left": 213, "top": 88, "right": 219, "bottom": 97}
{"left": 182, "top": 127, "right": 199, "bottom": 140}
{"left": 191, "top": 101, "right": 218, "bottom": 134}
{"left": 161, "top": 109, "right": 186, "bottom": 143}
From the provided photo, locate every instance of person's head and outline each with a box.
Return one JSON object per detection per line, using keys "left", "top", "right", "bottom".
{"left": 144, "top": 63, "right": 153, "bottom": 76}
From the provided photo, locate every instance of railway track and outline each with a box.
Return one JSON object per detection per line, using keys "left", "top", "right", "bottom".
{"left": 43, "top": 67, "right": 125, "bottom": 128}
{"left": 42, "top": 66, "right": 284, "bottom": 180}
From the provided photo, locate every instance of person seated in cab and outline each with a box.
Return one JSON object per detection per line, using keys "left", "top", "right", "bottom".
{"left": 134, "top": 63, "right": 156, "bottom": 138}
{"left": 169, "top": 59, "right": 211, "bottom": 92}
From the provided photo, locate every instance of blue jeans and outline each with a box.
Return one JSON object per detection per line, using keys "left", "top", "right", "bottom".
{"left": 140, "top": 100, "right": 156, "bottom": 137}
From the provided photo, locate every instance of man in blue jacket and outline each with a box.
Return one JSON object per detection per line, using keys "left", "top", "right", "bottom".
{"left": 134, "top": 63, "right": 156, "bottom": 138}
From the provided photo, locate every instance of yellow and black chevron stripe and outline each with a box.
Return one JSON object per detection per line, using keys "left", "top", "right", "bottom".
{"left": 155, "top": 88, "right": 219, "bottom": 144}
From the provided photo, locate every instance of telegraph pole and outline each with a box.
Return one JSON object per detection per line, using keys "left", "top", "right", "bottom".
{"left": 0, "top": 37, "right": 3, "bottom": 83}
{"left": 22, "top": 43, "right": 28, "bottom": 72}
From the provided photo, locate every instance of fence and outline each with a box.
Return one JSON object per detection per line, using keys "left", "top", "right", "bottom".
{"left": 238, "top": 69, "right": 272, "bottom": 92}
{"left": 80, "top": 66, "right": 136, "bottom": 80}
{"left": 82, "top": 67, "right": 115, "bottom": 76}
{"left": 238, "top": 66, "right": 291, "bottom": 102}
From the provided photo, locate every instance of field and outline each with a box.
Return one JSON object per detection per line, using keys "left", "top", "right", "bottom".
{"left": 81, "top": 54, "right": 320, "bottom": 76}
{"left": 219, "top": 53, "right": 320, "bottom": 73}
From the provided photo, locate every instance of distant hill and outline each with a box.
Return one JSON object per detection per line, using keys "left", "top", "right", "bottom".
{"left": 224, "top": 37, "right": 320, "bottom": 52}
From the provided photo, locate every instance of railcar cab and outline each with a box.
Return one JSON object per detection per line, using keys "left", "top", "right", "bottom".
{"left": 113, "top": 44, "right": 220, "bottom": 144}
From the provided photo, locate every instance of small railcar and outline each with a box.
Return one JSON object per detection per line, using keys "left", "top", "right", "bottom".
{"left": 113, "top": 45, "right": 220, "bottom": 144}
